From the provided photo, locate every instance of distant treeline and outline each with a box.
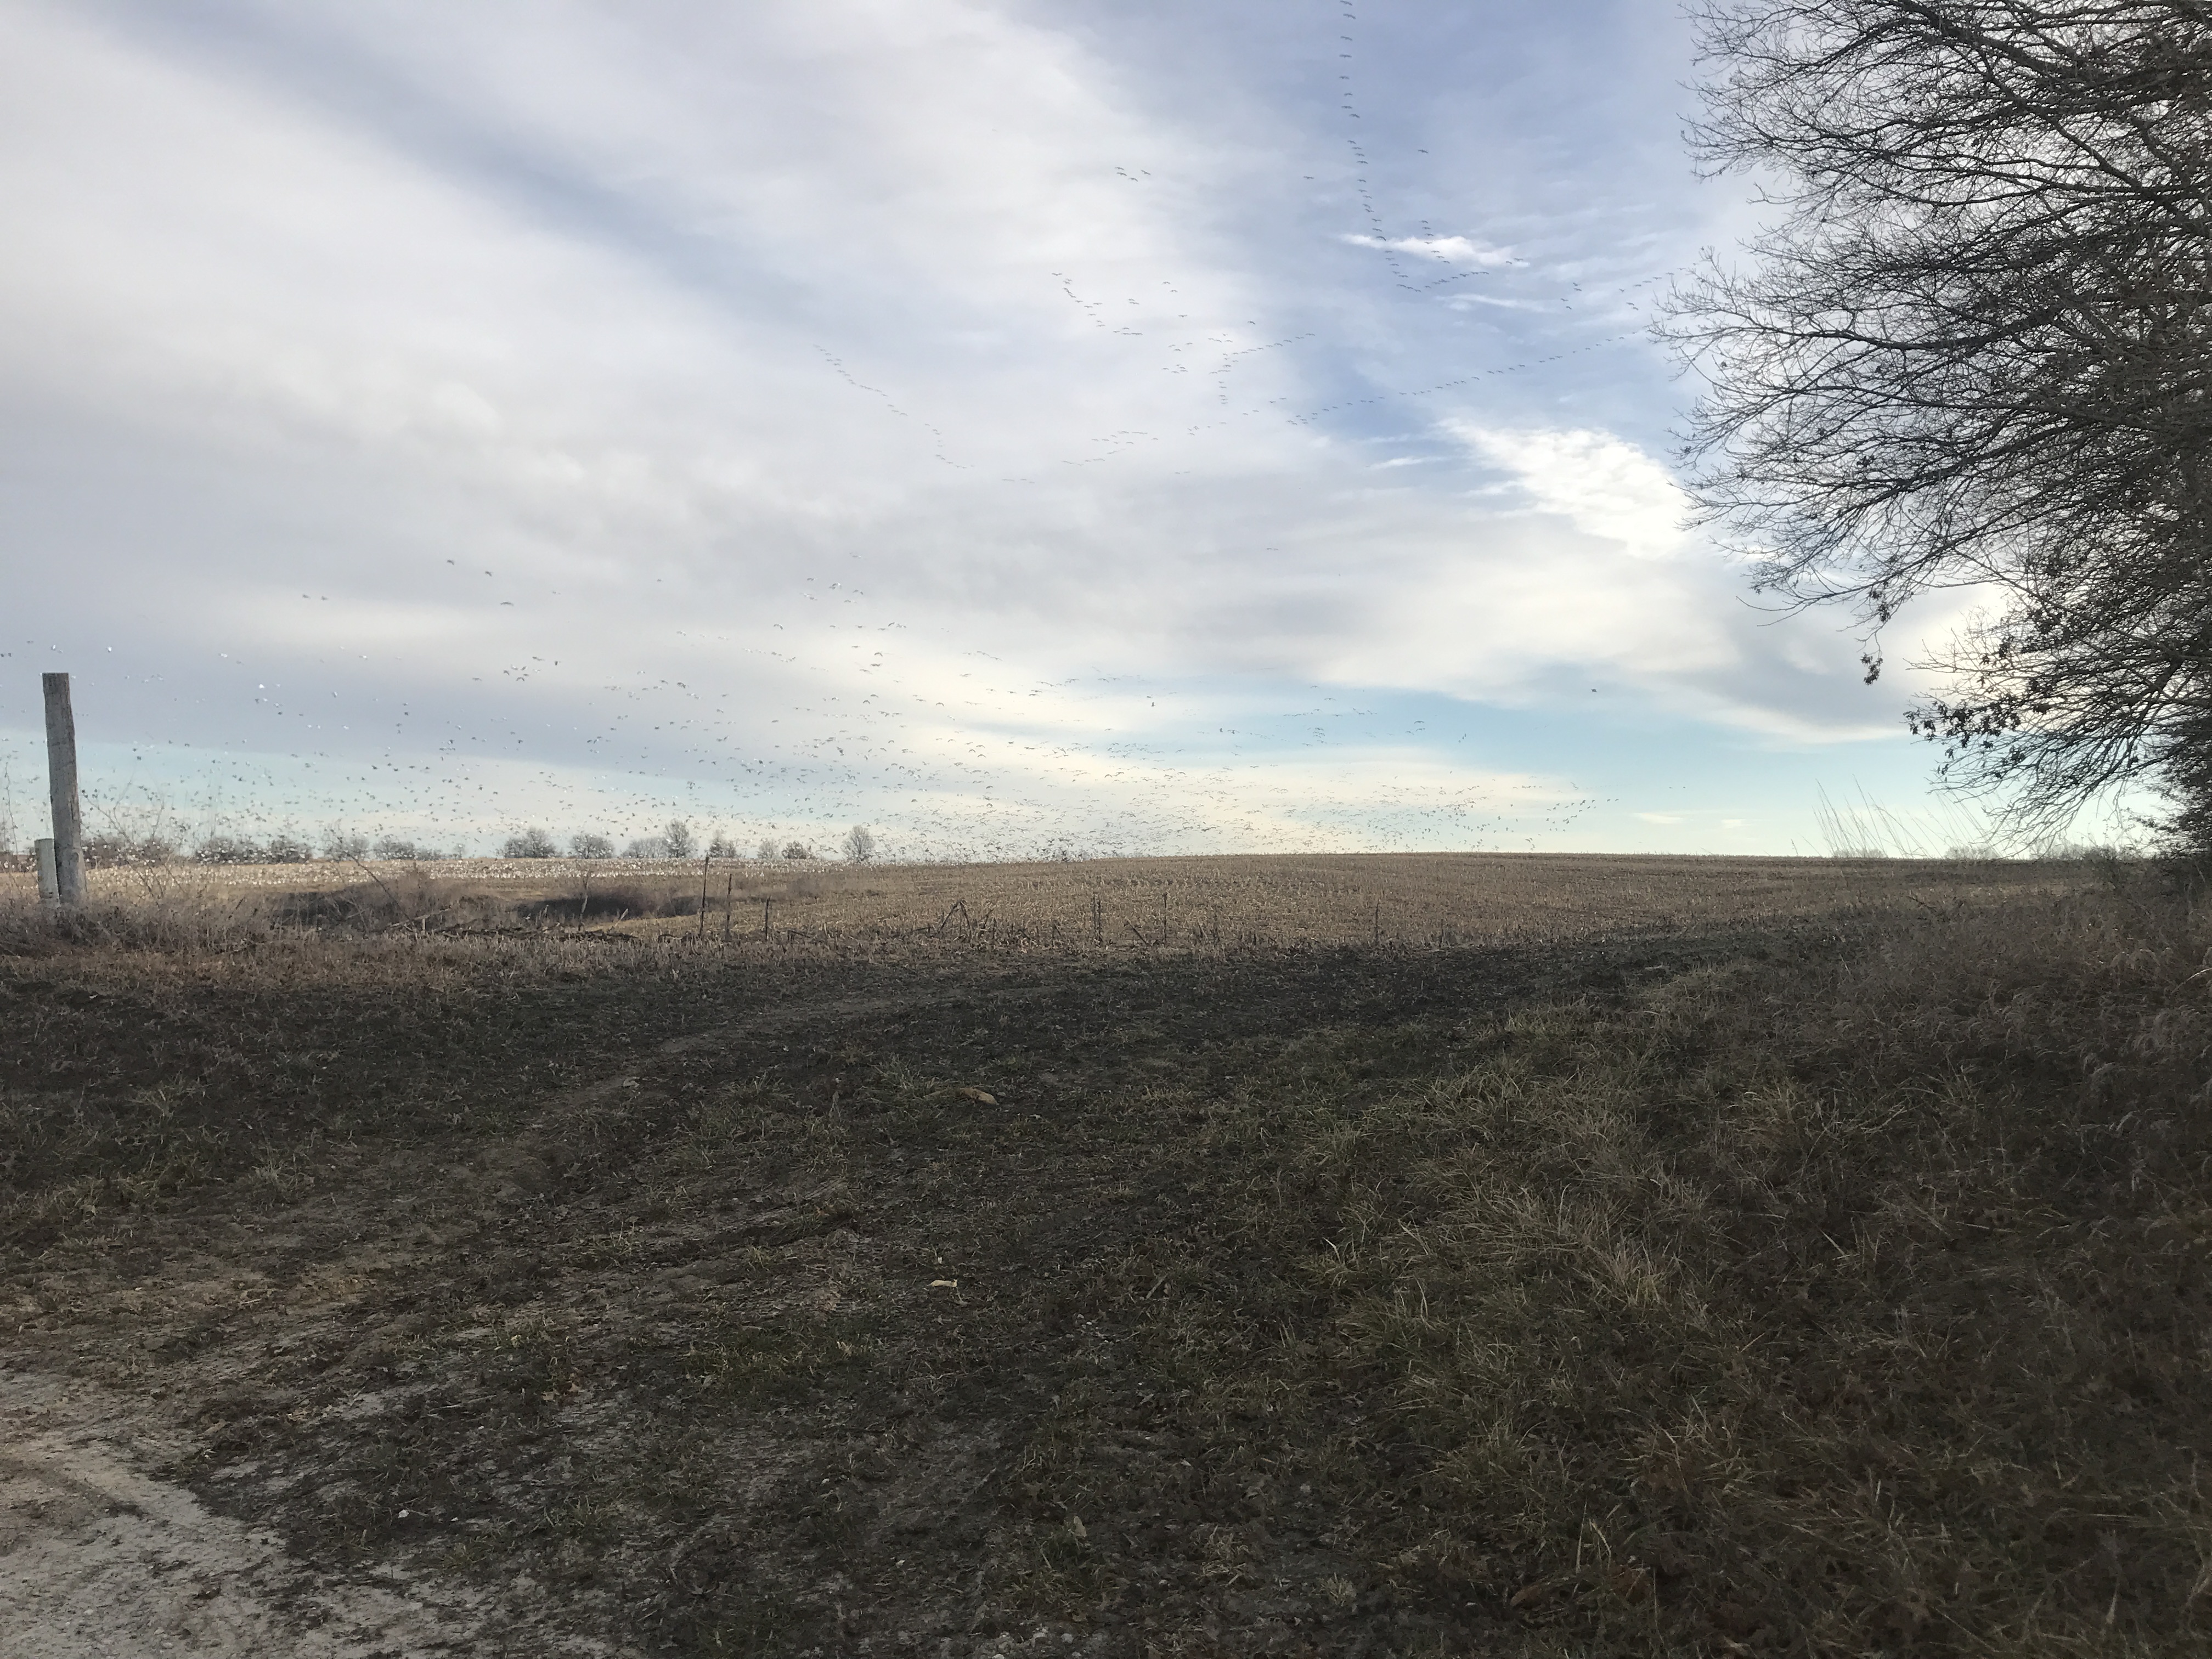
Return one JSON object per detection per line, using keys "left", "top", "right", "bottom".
{"left": 0, "top": 817, "right": 876, "bottom": 868}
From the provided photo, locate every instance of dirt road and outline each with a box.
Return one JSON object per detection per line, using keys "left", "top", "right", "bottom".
{"left": 1, "top": 1368, "right": 567, "bottom": 1657}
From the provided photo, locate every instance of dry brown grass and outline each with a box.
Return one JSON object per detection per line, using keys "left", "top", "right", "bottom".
{"left": 3, "top": 852, "right": 2203, "bottom": 1655}
{"left": 1181, "top": 872, "right": 2212, "bottom": 1652}
{"left": 0, "top": 849, "right": 2076, "bottom": 958}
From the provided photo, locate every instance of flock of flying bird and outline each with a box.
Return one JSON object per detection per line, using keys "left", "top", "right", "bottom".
{"left": 4, "top": 9, "right": 1682, "bottom": 866}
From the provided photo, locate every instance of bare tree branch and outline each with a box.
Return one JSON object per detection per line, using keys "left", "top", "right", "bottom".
{"left": 1667, "top": 1, "right": 2212, "bottom": 841}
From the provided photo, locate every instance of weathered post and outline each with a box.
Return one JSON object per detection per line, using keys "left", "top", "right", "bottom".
{"left": 42, "top": 673, "right": 86, "bottom": 907}
{"left": 35, "top": 837, "right": 58, "bottom": 908}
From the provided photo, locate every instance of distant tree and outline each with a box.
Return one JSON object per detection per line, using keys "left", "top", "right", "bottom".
{"left": 371, "top": 836, "right": 426, "bottom": 861}
{"left": 84, "top": 831, "right": 178, "bottom": 868}
{"left": 1669, "top": 1, "right": 2212, "bottom": 843}
{"left": 569, "top": 832, "right": 614, "bottom": 859}
{"left": 320, "top": 828, "right": 369, "bottom": 861}
{"left": 82, "top": 832, "right": 128, "bottom": 868}
{"left": 194, "top": 834, "right": 263, "bottom": 865}
{"left": 502, "top": 827, "right": 558, "bottom": 859}
{"left": 707, "top": 832, "right": 739, "bottom": 859}
{"left": 624, "top": 836, "right": 669, "bottom": 859}
{"left": 263, "top": 832, "right": 315, "bottom": 864}
{"left": 757, "top": 837, "right": 781, "bottom": 862}
{"left": 664, "top": 820, "right": 696, "bottom": 860}
{"left": 842, "top": 824, "right": 877, "bottom": 862}
{"left": 782, "top": 841, "right": 814, "bottom": 861}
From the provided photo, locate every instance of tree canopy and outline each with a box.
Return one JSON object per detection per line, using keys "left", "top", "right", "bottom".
{"left": 1668, "top": 1, "right": 2212, "bottom": 840}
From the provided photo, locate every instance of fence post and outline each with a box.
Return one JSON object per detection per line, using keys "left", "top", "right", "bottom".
{"left": 35, "top": 837, "right": 58, "bottom": 908}
{"left": 42, "top": 673, "right": 86, "bottom": 907}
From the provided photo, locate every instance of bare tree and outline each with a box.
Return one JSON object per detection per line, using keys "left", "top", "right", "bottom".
{"left": 502, "top": 827, "right": 558, "bottom": 859}
{"left": 1668, "top": 1, "right": 2212, "bottom": 840}
{"left": 842, "top": 824, "right": 877, "bottom": 862}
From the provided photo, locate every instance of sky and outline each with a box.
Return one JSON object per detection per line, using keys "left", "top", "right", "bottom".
{"left": 0, "top": 0, "right": 2006, "bottom": 860}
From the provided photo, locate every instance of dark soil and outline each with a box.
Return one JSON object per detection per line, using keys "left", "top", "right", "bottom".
{"left": 1, "top": 930, "right": 1737, "bottom": 1656}
{"left": 8, "top": 893, "right": 2208, "bottom": 1657}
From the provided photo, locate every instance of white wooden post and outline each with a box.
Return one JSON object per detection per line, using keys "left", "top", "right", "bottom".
{"left": 43, "top": 673, "right": 86, "bottom": 907}
{"left": 35, "top": 837, "right": 58, "bottom": 908}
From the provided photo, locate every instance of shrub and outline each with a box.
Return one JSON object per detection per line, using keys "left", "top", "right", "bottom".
{"left": 512, "top": 882, "right": 712, "bottom": 923}
{"left": 272, "top": 872, "right": 504, "bottom": 932}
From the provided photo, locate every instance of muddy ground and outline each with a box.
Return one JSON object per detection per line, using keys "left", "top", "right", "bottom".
{"left": 13, "top": 886, "right": 2209, "bottom": 1658}
{"left": 3, "top": 929, "right": 1738, "bottom": 1656}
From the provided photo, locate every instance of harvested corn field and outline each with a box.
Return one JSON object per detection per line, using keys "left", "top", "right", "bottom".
{"left": 0, "top": 849, "right": 2074, "bottom": 956}
{"left": 5, "top": 853, "right": 2209, "bottom": 1656}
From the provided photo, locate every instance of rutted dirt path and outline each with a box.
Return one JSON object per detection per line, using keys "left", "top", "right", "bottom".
{"left": 3, "top": 934, "right": 1800, "bottom": 1655}
{"left": 1, "top": 1368, "right": 575, "bottom": 1657}
{"left": 2, "top": 973, "right": 1075, "bottom": 1657}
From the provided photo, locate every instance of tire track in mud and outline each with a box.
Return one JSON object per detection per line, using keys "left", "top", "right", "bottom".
{"left": 2, "top": 974, "right": 1049, "bottom": 1658}
{"left": 4, "top": 935, "right": 1785, "bottom": 1655}
{"left": 1, "top": 1369, "right": 599, "bottom": 1658}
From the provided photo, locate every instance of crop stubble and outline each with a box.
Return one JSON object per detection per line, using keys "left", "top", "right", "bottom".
{"left": 4, "top": 852, "right": 2207, "bottom": 1656}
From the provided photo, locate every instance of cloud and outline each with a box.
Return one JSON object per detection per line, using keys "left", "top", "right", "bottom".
{"left": 0, "top": 0, "right": 1946, "bottom": 858}
{"left": 1442, "top": 292, "right": 1545, "bottom": 312}
{"left": 1445, "top": 423, "right": 1691, "bottom": 560}
{"left": 1341, "top": 233, "right": 1519, "bottom": 267}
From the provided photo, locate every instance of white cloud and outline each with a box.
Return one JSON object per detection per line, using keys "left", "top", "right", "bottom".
{"left": 1445, "top": 423, "right": 1691, "bottom": 560}
{"left": 1442, "top": 292, "right": 1545, "bottom": 312}
{"left": 1342, "top": 233, "right": 1519, "bottom": 267}
{"left": 0, "top": 1, "right": 1946, "bottom": 856}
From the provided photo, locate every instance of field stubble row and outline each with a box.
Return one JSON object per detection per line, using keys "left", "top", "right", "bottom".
{"left": 0, "top": 850, "right": 2076, "bottom": 963}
